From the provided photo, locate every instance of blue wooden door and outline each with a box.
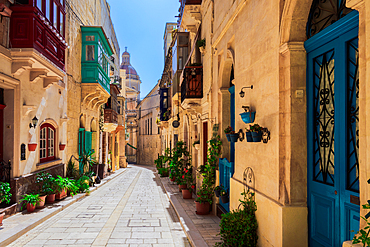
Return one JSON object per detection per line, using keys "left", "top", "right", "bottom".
{"left": 306, "top": 11, "right": 360, "bottom": 247}
{"left": 219, "top": 85, "right": 236, "bottom": 212}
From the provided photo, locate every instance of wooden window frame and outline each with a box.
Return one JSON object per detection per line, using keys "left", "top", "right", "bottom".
{"left": 40, "top": 123, "right": 56, "bottom": 163}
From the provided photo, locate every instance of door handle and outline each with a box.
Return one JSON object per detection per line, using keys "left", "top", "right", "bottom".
{"left": 334, "top": 190, "right": 337, "bottom": 195}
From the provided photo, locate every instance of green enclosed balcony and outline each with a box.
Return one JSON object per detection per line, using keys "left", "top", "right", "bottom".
{"left": 81, "top": 26, "right": 113, "bottom": 93}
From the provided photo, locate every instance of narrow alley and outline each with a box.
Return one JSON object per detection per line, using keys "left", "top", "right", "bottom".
{"left": 6, "top": 166, "right": 190, "bottom": 247}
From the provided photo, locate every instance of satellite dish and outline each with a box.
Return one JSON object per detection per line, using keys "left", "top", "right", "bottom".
{"left": 172, "top": 120, "right": 180, "bottom": 128}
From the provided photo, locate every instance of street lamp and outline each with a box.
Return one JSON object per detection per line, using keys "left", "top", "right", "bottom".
{"left": 29, "top": 116, "right": 38, "bottom": 128}
{"left": 239, "top": 85, "right": 253, "bottom": 98}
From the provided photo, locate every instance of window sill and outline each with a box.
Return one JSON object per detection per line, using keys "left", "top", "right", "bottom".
{"left": 37, "top": 159, "right": 63, "bottom": 169}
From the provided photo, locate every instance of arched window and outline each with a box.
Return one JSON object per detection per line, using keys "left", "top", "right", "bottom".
{"left": 40, "top": 123, "right": 56, "bottom": 163}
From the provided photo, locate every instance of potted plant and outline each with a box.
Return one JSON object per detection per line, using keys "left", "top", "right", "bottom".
{"left": 55, "top": 176, "right": 68, "bottom": 200}
{"left": 214, "top": 185, "right": 223, "bottom": 197}
{"left": 197, "top": 39, "right": 206, "bottom": 54}
{"left": 193, "top": 140, "right": 200, "bottom": 150}
{"left": 240, "top": 106, "right": 256, "bottom": 124}
{"left": 181, "top": 167, "right": 195, "bottom": 199}
{"left": 36, "top": 172, "right": 54, "bottom": 207}
{"left": 0, "top": 182, "right": 11, "bottom": 226}
{"left": 245, "top": 128, "right": 253, "bottom": 142}
{"left": 249, "top": 124, "right": 263, "bottom": 142}
{"left": 20, "top": 194, "right": 41, "bottom": 213}
{"left": 59, "top": 143, "right": 66, "bottom": 151}
{"left": 224, "top": 126, "right": 233, "bottom": 141}
{"left": 0, "top": 182, "right": 11, "bottom": 204}
{"left": 65, "top": 178, "right": 79, "bottom": 197}
{"left": 195, "top": 186, "right": 212, "bottom": 215}
{"left": 220, "top": 189, "right": 229, "bottom": 203}
{"left": 215, "top": 190, "right": 258, "bottom": 247}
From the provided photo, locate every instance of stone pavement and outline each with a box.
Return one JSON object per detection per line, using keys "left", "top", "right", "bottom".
{"left": 5, "top": 165, "right": 190, "bottom": 247}
{"left": 0, "top": 168, "right": 126, "bottom": 247}
{"left": 159, "top": 176, "right": 221, "bottom": 247}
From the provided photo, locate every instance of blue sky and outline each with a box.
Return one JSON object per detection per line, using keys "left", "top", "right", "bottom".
{"left": 108, "top": 0, "right": 180, "bottom": 98}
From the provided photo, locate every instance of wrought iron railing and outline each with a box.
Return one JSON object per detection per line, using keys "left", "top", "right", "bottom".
{"left": 0, "top": 159, "right": 11, "bottom": 183}
{"left": 181, "top": 66, "right": 203, "bottom": 103}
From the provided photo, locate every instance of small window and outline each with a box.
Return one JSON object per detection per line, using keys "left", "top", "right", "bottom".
{"left": 86, "top": 36, "right": 95, "bottom": 41}
{"left": 59, "top": 11, "right": 64, "bottom": 36}
{"left": 53, "top": 2, "right": 58, "bottom": 29}
{"left": 37, "top": 0, "right": 43, "bottom": 12}
{"left": 40, "top": 123, "right": 56, "bottom": 163}
{"left": 45, "top": 0, "right": 50, "bottom": 20}
{"left": 86, "top": 45, "right": 95, "bottom": 61}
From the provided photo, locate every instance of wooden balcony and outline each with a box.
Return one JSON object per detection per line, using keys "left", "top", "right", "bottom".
{"left": 10, "top": 3, "right": 66, "bottom": 71}
{"left": 181, "top": 66, "right": 203, "bottom": 103}
{"left": 104, "top": 109, "right": 118, "bottom": 124}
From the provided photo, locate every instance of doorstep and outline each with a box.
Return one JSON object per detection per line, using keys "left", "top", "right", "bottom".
{"left": 343, "top": 241, "right": 362, "bottom": 247}
{"left": 158, "top": 176, "right": 221, "bottom": 247}
{"left": 0, "top": 168, "right": 127, "bottom": 247}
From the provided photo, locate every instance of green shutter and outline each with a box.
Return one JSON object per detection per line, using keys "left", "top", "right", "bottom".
{"left": 78, "top": 128, "right": 85, "bottom": 157}
{"left": 85, "top": 131, "right": 92, "bottom": 154}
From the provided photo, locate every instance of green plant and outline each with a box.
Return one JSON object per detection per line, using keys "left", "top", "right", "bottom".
{"left": 215, "top": 190, "right": 258, "bottom": 247}
{"left": 169, "top": 141, "right": 191, "bottom": 185}
{"left": 196, "top": 39, "right": 206, "bottom": 48}
{"left": 220, "top": 189, "right": 227, "bottom": 196}
{"left": 181, "top": 167, "right": 195, "bottom": 192}
{"left": 76, "top": 175, "right": 90, "bottom": 193}
{"left": 64, "top": 178, "right": 79, "bottom": 196}
{"left": 36, "top": 172, "right": 56, "bottom": 195}
{"left": 214, "top": 185, "right": 223, "bottom": 191}
{"left": 192, "top": 140, "right": 200, "bottom": 147}
{"left": 196, "top": 135, "right": 222, "bottom": 203}
{"left": 352, "top": 179, "right": 370, "bottom": 246}
{"left": 66, "top": 159, "right": 78, "bottom": 178}
{"left": 224, "top": 126, "right": 234, "bottom": 134}
{"left": 79, "top": 150, "right": 96, "bottom": 175}
{"left": 0, "top": 182, "right": 12, "bottom": 204}
{"left": 20, "top": 194, "right": 41, "bottom": 210}
{"left": 249, "top": 124, "right": 262, "bottom": 133}
{"left": 54, "top": 176, "right": 68, "bottom": 194}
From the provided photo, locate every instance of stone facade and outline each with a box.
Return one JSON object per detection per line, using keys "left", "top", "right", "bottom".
{"left": 137, "top": 82, "right": 161, "bottom": 166}
{"left": 65, "top": 0, "right": 121, "bottom": 169}
{"left": 159, "top": 0, "right": 370, "bottom": 246}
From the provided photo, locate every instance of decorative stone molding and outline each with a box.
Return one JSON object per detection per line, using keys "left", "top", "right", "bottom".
{"left": 347, "top": 0, "right": 364, "bottom": 9}
{"left": 30, "top": 69, "right": 48, "bottom": 84}
{"left": 22, "top": 105, "right": 36, "bottom": 118}
{"left": 11, "top": 60, "right": 33, "bottom": 76}
{"left": 43, "top": 76, "right": 63, "bottom": 90}
{"left": 279, "top": 42, "right": 306, "bottom": 56}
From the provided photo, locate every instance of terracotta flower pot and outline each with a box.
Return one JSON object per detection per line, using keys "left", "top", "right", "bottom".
{"left": 195, "top": 201, "right": 210, "bottom": 215}
{"left": 182, "top": 189, "right": 192, "bottom": 199}
{"left": 28, "top": 143, "right": 37, "bottom": 151}
{"left": 178, "top": 184, "right": 187, "bottom": 192}
{"left": 59, "top": 144, "right": 66, "bottom": 151}
{"left": 0, "top": 212, "right": 4, "bottom": 226}
{"left": 46, "top": 194, "right": 55, "bottom": 203}
{"left": 36, "top": 195, "right": 47, "bottom": 209}
{"left": 27, "top": 203, "right": 36, "bottom": 213}
{"left": 56, "top": 189, "right": 67, "bottom": 200}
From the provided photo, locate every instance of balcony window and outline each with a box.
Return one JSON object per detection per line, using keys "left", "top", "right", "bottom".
{"left": 60, "top": 11, "right": 64, "bottom": 36}
{"left": 53, "top": 2, "right": 58, "bottom": 29}
{"left": 86, "top": 45, "right": 95, "bottom": 61}
{"left": 45, "top": 0, "right": 50, "bottom": 20}
{"left": 37, "top": 0, "right": 43, "bottom": 12}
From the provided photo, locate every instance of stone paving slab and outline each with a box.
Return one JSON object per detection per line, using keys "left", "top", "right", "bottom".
{"left": 0, "top": 168, "right": 127, "bottom": 247}
{"left": 4, "top": 165, "right": 191, "bottom": 247}
{"left": 159, "top": 175, "right": 221, "bottom": 247}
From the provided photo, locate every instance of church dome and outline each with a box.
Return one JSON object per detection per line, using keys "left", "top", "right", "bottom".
{"left": 120, "top": 47, "right": 139, "bottom": 78}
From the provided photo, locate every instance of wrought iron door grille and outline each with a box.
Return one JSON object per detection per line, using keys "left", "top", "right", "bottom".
{"left": 347, "top": 37, "right": 359, "bottom": 192}
{"left": 313, "top": 50, "right": 335, "bottom": 185}
{"left": 307, "top": 0, "right": 353, "bottom": 38}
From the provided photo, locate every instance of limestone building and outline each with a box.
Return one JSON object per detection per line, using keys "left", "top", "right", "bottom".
{"left": 120, "top": 48, "right": 141, "bottom": 164}
{"left": 0, "top": 0, "right": 68, "bottom": 207}
{"left": 159, "top": 0, "right": 370, "bottom": 246}
{"left": 65, "top": 0, "right": 122, "bottom": 175}
{"left": 136, "top": 82, "right": 161, "bottom": 165}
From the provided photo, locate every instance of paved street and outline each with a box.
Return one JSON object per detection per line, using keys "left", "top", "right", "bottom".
{"left": 8, "top": 166, "right": 191, "bottom": 247}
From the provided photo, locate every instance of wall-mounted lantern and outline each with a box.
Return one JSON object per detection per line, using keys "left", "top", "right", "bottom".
{"left": 29, "top": 116, "right": 38, "bottom": 129}
{"left": 239, "top": 85, "right": 253, "bottom": 98}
